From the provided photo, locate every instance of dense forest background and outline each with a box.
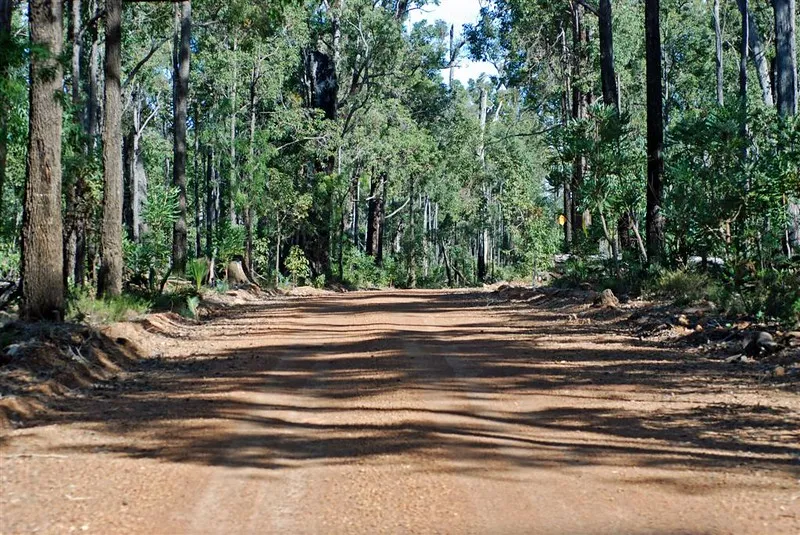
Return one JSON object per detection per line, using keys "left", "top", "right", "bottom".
{"left": 0, "top": 0, "right": 798, "bottom": 323}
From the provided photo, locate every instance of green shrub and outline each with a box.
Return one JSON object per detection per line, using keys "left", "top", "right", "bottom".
{"left": 186, "top": 258, "right": 209, "bottom": 290}
{"left": 151, "top": 287, "right": 202, "bottom": 319}
{"left": 648, "top": 270, "right": 719, "bottom": 306}
{"left": 67, "top": 289, "right": 150, "bottom": 324}
{"left": 723, "top": 269, "right": 800, "bottom": 325}
{"left": 343, "top": 247, "right": 383, "bottom": 288}
{"left": 553, "top": 257, "right": 601, "bottom": 288}
{"left": 184, "top": 295, "right": 201, "bottom": 319}
{"left": 213, "top": 280, "right": 230, "bottom": 293}
{"left": 124, "top": 181, "right": 179, "bottom": 289}
{"left": 215, "top": 222, "right": 245, "bottom": 266}
{"left": 646, "top": 267, "right": 800, "bottom": 326}
{"left": 285, "top": 246, "right": 311, "bottom": 286}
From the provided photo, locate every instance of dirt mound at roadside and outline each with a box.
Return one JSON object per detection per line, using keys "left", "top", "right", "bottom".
{"left": 0, "top": 322, "right": 149, "bottom": 430}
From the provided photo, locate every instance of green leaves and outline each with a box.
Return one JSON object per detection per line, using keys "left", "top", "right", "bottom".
{"left": 186, "top": 258, "right": 210, "bottom": 290}
{"left": 285, "top": 245, "right": 311, "bottom": 286}
{"left": 124, "top": 181, "right": 180, "bottom": 286}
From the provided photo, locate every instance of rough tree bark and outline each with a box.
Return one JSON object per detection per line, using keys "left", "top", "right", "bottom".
{"left": 377, "top": 178, "right": 386, "bottom": 265}
{"left": 737, "top": 0, "right": 774, "bottom": 106}
{"left": 774, "top": 0, "right": 797, "bottom": 118}
{"left": 194, "top": 108, "right": 201, "bottom": 257}
{"left": 739, "top": 0, "right": 749, "bottom": 126}
{"left": 171, "top": 0, "right": 191, "bottom": 274}
{"left": 70, "top": 0, "right": 80, "bottom": 102}
{"left": 561, "top": 25, "right": 573, "bottom": 249}
{"left": 76, "top": 0, "right": 101, "bottom": 286}
{"left": 124, "top": 90, "right": 153, "bottom": 242}
{"left": 477, "top": 87, "right": 489, "bottom": 282}
{"left": 63, "top": 0, "right": 81, "bottom": 285}
{"left": 571, "top": 3, "right": 587, "bottom": 239}
{"left": 99, "top": 0, "right": 123, "bottom": 297}
{"left": 87, "top": 0, "right": 100, "bottom": 142}
{"left": 407, "top": 180, "right": 417, "bottom": 288}
{"left": 244, "top": 60, "right": 259, "bottom": 275}
{"left": 713, "top": 0, "right": 724, "bottom": 106}
{"left": 0, "top": 0, "right": 14, "bottom": 233}
{"left": 645, "top": 0, "right": 665, "bottom": 265}
{"left": 22, "top": 0, "right": 65, "bottom": 320}
{"left": 598, "top": 0, "right": 618, "bottom": 109}
{"left": 773, "top": 0, "right": 798, "bottom": 253}
{"left": 366, "top": 172, "right": 382, "bottom": 258}
{"left": 228, "top": 35, "right": 237, "bottom": 225}
{"left": 205, "top": 146, "right": 214, "bottom": 256}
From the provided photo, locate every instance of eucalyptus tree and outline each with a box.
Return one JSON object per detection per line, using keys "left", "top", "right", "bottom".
{"left": 99, "top": 0, "right": 124, "bottom": 297}
{"left": 644, "top": 0, "right": 664, "bottom": 264}
{"left": 773, "top": 0, "right": 797, "bottom": 118}
{"left": 22, "top": 0, "right": 65, "bottom": 319}
{"left": 171, "top": 0, "right": 191, "bottom": 274}
{"left": 0, "top": 0, "right": 15, "bottom": 227}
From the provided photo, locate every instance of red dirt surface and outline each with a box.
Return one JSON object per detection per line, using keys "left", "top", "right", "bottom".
{"left": 1, "top": 290, "right": 799, "bottom": 534}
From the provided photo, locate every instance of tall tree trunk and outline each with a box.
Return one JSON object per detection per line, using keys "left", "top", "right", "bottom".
{"left": 349, "top": 169, "right": 360, "bottom": 247}
{"left": 274, "top": 217, "right": 281, "bottom": 286}
{"left": 228, "top": 35, "right": 237, "bottom": 225}
{"left": 63, "top": 0, "right": 82, "bottom": 285}
{"left": 561, "top": 75, "right": 573, "bottom": 249}
{"left": 98, "top": 0, "right": 123, "bottom": 297}
{"left": 407, "top": 181, "right": 416, "bottom": 288}
{"left": 244, "top": 61, "right": 258, "bottom": 275}
{"left": 194, "top": 108, "right": 201, "bottom": 257}
{"left": 477, "top": 87, "right": 488, "bottom": 281}
{"left": 598, "top": 0, "right": 619, "bottom": 109}
{"left": 75, "top": 0, "right": 101, "bottom": 287}
{"left": 366, "top": 171, "right": 381, "bottom": 258}
{"left": 123, "top": 128, "right": 134, "bottom": 237}
{"left": 645, "top": 0, "right": 665, "bottom": 265}
{"left": 774, "top": 0, "right": 798, "bottom": 117}
{"left": 205, "top": 146, "right": 214, "bottom": 256}
{"left": 171, "top": 0, "right": 191, "bottom": 274}
{"left": 87, "top": 0, "right": 100, "bottom": 143}
{"left": 739, "top": 0, "right": 749, "bottom": 157}
{"left": 737, "top": 0, "right": 774, "bottom": 106}
{"left": 571, "top": 3, "right": 586, "bottom": 238}
{"left": 70, "top": 0, "right": 80, "bottom": 103}
{"left": 129, "top": 95, "right": 151, "bottom": 242}
{"left": 739, "top": 1, "right": 749, "bottom": 104}
{"left": 713, "top": 0, "right": 724, "bottom": 106}
{"left": 478, "top": 87, "right": 488, "bottom": 162}
{"left": 0, "top": 0, "right": 12, "bottom": 231}
{"left": 449, "top": 24, "right": 456, "bottom": 88}
{"left": 377, "top": 177, "right": 386, "bottom": 265}
{"left": 22, "top": 0, "right": 64, "bottom": 320}
{"left": 774, "top": 0, "right": 798, "bottom": 254}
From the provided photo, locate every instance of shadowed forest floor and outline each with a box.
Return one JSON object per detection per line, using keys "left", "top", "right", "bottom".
{"left": 1, "top": 290, "right": 799, "bottom": 534}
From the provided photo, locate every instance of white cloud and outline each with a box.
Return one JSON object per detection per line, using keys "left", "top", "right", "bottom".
{"left": 408, "top": 0, "right": 498, "bottom": 86}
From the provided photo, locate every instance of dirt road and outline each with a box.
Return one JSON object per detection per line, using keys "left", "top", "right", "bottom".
{"left": 2, "top": 290, "right": 799, "bottom": 534}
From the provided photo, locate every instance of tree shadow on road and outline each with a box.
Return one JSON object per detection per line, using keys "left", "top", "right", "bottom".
{"left": 29, "top": 290, "right": 800, "bottom": 485}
